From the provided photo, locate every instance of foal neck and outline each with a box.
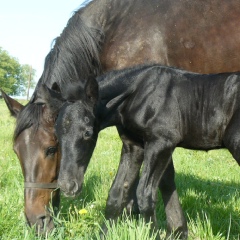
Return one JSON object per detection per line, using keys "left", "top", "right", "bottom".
{"left": 96, "top": 64, "right": 159, "bottom": 126}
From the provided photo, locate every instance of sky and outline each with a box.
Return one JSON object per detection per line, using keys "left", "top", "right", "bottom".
{"left": 0, "top": 0, "right": 85, "bottom": 95}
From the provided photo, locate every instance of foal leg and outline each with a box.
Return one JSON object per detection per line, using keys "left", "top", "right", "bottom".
{"left": 136, "top": 138, "right": 178, "bottom": 234}
{"left": 118, "top": 133, "right": 187, "bottom": 238}
{"left": 159, "top": 161, "right": 188, "bottom": 239}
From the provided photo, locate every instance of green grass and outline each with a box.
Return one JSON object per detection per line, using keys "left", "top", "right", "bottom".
{"left": 0, "top": 98, "right": 239, "bottom": 239}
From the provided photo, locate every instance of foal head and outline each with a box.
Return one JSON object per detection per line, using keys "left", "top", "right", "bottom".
{"left": 37, "top": 78, "right": 99, "bottom": 197}
{"left": 1, "top": 90, "right": 60, "bottom": 234}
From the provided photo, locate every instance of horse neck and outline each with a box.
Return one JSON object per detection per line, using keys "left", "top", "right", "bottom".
{"left": 80, "top": 0, "right": 109, "bottom": 27}
{"left": 39, "top": 3, "right": 105, "bottom": 95}
{"left": 80, "top": 0, "right": 135, "bottom": 30}
{"left": 38, "top": 0, "right": 141, "bottom": 95}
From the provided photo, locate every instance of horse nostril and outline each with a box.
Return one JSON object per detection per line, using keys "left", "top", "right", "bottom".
{"left": 67, "top": 180, "right": 79, "bottom": 194}
{"left": 72, "top": 180, "right": 80, "bottom": 194}
{"left": 58, "top": 179, "right": 80, "bottom": 196}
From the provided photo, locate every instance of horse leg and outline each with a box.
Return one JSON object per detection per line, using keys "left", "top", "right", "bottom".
{"left": 126, "top": 176, "right": 140, "bottom": 215}
{"left": 118, "top": 130, "right": 187, "bottom": 238}
{"left": 137, "top": 138, "right": 186, "bottom": 238}
{"left": 105, "top": 141, "right": 143, "bottom": 218}
{"left": 223, "top": 114, "right": 240, "bottom": 166}
{"left": 159, "top": 160, "right": 188, "bottom": 239}
{"left": 101, "top": 130, "right": 143, "bottom": 236}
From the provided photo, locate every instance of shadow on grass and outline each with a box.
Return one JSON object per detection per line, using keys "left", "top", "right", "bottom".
{"left": 157, "top": 172, "right": 240, "bottom": 238}
{"left": 58, "top": 169, "right": 239, "bottom": 238}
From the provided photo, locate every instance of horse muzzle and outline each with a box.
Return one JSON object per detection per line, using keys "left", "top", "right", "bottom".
{"left": 57, "top": 179, "right": 82, "bottom": 197}
{"left": 25, "top": 210, "right": 55, "bottom": 235}
{"left": 24, "top": 183, "right": 60, "bottom": 234}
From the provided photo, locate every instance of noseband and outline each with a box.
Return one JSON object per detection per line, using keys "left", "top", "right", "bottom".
{"left": 24, "top": 182, "right": 58, "bottom": 189}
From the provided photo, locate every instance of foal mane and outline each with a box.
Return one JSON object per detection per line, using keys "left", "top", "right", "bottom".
{"left": 14, "top": 2, "right": 104, "bottom": 140}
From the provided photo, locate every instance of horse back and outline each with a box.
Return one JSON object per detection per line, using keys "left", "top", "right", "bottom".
{"left": 98, "top": 0, "right": 240, "bottom": 74}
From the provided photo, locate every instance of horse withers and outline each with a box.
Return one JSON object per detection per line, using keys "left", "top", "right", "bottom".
{"left": 38, "top": 64, "right": 240, "bottom": 238}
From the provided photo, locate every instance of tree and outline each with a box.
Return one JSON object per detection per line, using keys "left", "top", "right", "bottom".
{"left": 0, "top": 47, "right": 36, "bottom": 96}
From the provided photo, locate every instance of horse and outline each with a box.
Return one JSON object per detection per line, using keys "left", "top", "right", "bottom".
{"left": 0, "top": 89, "right": 60, "bottom": 234}
{"left": 3, "top": 0, "right": 240, "bottom": 236}
{"left": 37, "top": 64, "right": 240, "bottom": 238}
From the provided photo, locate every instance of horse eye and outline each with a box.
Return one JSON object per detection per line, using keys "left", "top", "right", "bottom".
{"left": 84, "top": 129, "right": 93, "bottom": 139}
{"left": 46, "top": 147, "right": 57, "bottom": 157}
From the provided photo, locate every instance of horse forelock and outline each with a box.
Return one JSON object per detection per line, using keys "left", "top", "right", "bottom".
{"left": 40, "top": 9, "right": 104, "bottom": 92}
{"left": 14, "top": 103, "right": 42, "bottom": 142}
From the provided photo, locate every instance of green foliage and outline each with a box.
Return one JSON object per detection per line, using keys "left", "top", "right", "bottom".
{"left": 0, "top": 47, "right": 36, "bottom": 96}
{"left": 0, "top": 99, "right": 239, "bottom": 239}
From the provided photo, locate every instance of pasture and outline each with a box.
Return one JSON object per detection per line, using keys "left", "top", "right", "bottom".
{"left": 0, "top": 99, "right": 239, "bottom": 239}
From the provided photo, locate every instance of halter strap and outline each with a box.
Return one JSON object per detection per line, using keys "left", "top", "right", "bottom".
{"left": 24, "top": 182, "right": 58, "bottom": 189}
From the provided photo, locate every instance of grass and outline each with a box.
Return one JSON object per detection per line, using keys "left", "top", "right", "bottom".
{"left": 0, "top": 98, "right": 239, "bottom": 239}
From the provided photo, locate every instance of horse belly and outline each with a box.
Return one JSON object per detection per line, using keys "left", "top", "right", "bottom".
{"left": 179, "top": 113, "right": 229, "bottom": 150}
{"left": 179, "top": 131, "right": 224, "bottom": 150}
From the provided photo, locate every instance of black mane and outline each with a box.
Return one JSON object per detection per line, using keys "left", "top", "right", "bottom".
{"left": 39, "top": 9, "right": 104, "bottom": 91}
{"left": 15, "top": 1, "right": 104, "bottom": 140}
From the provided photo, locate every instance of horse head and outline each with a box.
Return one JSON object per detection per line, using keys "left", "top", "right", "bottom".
{"left": 36, "top": 78, "right": 99, "bottom": 198}
{"left": 1, "top": 89, "right": 60, "bottom": 234}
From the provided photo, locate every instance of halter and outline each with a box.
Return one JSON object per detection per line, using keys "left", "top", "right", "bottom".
{"left": 24, "top": 182, "right": 58, "bottom": 189}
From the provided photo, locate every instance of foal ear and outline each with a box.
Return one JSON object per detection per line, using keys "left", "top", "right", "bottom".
{"left": 34, "top": 84, "right": 65, "bottom": 111}
{"left": 0, "top": 89, "right": 23, "bottom": 118}
{"left": 85, "top": 76, "right": 99, "bottom": 105}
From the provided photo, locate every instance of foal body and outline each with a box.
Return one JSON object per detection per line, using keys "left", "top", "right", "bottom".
{"left": 94, "top": 65, "right": 240, "bottom": 226}
{"left": 43, "top": 65, "right": 240, "bottom": 238}
{"left": 97, "top": 65, "right": 238, "bottom": 151}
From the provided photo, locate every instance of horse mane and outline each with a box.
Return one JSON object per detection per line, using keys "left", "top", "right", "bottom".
{"left": 39, "top": 4, "right": 104, "bottom": 91}
{"left": 15, "top": 1, "right": 104, "bottom": 140}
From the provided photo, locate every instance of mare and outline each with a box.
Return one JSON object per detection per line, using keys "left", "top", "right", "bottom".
{"left": 2, "top": 0, "right": 240, "bottom": 236}
{"left": 38, "top": 64, "right": 240, "bottom": 238}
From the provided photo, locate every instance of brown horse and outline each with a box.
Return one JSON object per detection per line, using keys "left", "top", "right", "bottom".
{"left": 2, "top": 0, "right": 240, "bottom": 237}
{"left": 1, "top": 90, "right": 60, "bottom": 234}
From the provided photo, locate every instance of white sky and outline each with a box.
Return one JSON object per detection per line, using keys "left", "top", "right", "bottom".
{"left": 0, "top": 0, "right": 85, "bottom": 90}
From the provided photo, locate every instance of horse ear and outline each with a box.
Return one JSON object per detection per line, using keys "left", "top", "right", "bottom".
{"left": 34, "top": 84, "right": 65, "bottom": 112}
{"left": 85, "top": 76, "right": 99, "bottom": 105}
{"left": 0, "top": 89, "right": 24, "bottom": 118}
{"left": 52, "top": 82, "right": 61, "bottom": 93}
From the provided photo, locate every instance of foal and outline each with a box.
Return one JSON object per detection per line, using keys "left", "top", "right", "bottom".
{"left": 38, "top": 64, "right": 240, "bottom": 238}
